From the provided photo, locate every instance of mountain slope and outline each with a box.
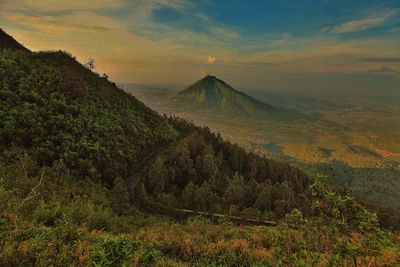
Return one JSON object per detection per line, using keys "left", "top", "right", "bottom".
{"left": 141, "top": 117, "right": 312, "bottom": 218}
{"left": 0, "top": 33, "right": 176, "bottom": 186}
{"left": 179, "top": 75, "right": 302, "bottom": 120}
{"left": 0, "top": 28, "right": 29, "bottom": 51}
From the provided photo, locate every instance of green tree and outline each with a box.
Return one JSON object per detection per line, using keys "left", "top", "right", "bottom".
{"left": 200, "top": 144, "right": 218, "bottom": 179}
{"left": 181, "top": 181, "right": 198, "bottom": 209}
{"left": 111, "top": 177, "right": 131, "bottom": 216}
{"left": 147, "top": 157, "right": 166, "bottom": 195}
{"left": 224, "top": 173, "right": 246, "bottom": 207}
{"left": 195, "top": 181, "right": 216, "bottom": 211}
{"left": 255, "top": 184, "right": 273, "bottom": 211}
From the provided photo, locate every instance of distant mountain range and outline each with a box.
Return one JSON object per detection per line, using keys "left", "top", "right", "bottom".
{"left": 179, "top": 75, "right": 303, "bottom": 120}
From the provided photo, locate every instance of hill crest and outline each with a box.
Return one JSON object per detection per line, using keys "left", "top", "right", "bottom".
{"left": 0, "top": 28, "right": 29, "bottom": 51}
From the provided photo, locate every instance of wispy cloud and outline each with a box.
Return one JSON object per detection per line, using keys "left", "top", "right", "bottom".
{"left": 331, "top": 9, "right": 397, "bottom": 33}
{"left": 4, "top": 13, "right": 116, "bottom": 33}
{"left": 0, "top": 0, "right": 125, "bottom": 12}
{"left": 360, "top": 57, "right": 400, "bottom": 62}
{"left": 366, "top": 65, "right": 399, "bottom": 76}
{"left": 228, "top": 62, "right": 276, "bottom": 67}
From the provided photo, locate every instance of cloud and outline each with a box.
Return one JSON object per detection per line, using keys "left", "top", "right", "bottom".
{"left": 366, "top": 65, "right": 399, "bottom": 76}
{"left": 237, "top": 62, "right": 276, "bottom": 66}
{"left": 0, "top": 0, "right": 125, "bottom": 12}
{"left": 331, "top": 10, "right": 397, "bottom": 33}
{"left": 388, "top": 27, "right": 400, "bottom": 33}
{"left": 4, "top": 14, "right": 116, "bottom": 33}
{"left": 1, "top": 0, "right": 400, "bottom": 85}
{"left": 207, "top": 56, "right": 216, "bottom": 64}
{"left": 359, "top": 57, "right": 400, "bottom": 62}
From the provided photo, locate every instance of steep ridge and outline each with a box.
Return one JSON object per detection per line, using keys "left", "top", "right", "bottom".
{"left": 0, "top": 28, "right": 29, "bottom": 51}
{"left": 0, "top": 31, "right": 176, "bottom": 186}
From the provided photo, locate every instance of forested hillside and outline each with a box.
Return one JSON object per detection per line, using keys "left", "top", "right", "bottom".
{"left": 1, "top": 29, "right": 399, "bottom": 266}
{"left": 0, "top": 29, "right": 176, "bottom": 186}
{"left": 144, "top": 117, "right": 311, "bottom": 219}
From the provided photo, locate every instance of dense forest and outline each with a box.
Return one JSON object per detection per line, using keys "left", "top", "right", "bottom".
{"left": 144, "top": 117, "right": 311, "bottom": 219}
{"left": 1, "top": 29, "right": 399, "bottom": 266}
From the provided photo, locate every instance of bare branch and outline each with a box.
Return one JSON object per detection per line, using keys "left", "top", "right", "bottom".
{"left": 18, "top": 149, "right": 29, "bottom": 179}
{"left": 17, "top": 164, "right": 45, "bottom": 210}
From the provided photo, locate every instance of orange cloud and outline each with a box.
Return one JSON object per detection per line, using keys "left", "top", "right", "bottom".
{"left": 0, "top": 0, "right": 124, "bottom": 11}
{"left": 207, "top": 56, "right": 216, "bottom": 64}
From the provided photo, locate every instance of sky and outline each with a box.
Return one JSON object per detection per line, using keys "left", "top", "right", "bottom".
{"left": 1, "top": 0, "right": 400, "bottom": 94}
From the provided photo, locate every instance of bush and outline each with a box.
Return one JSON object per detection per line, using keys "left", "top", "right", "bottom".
{"left": 137, "top": 247, "right": 162, "bottom": 267}
{"left": 89, "top": 235, "right": 138, "bottom": 267}
{"left": 86, "top": 205, "right": 115, "bottom": 231}
{"left": 32, "top": 201, "right": 62, "bottom": 226}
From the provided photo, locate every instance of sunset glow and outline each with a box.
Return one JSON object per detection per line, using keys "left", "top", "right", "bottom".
{"left": 1, "top": 0, "right": 399, "bottom": 91}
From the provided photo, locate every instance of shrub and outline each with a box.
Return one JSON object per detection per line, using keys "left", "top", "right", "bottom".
{"left": 86, "top": 205, "right": 115, "bottom": 231}
{"left": 89, "top": 235, "right": 138, "bottom": 267}
{"left": 137, "top": 246, "right": 162, "bottom": 267}
{"left": 32, "top": 201, "right": 62, "bottom": 226}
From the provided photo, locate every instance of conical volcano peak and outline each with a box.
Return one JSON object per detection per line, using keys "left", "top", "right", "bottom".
{"left": 202, "top": 75, "right": 217, "bottom": 81}
{"left": 179, "top": 76, "right": 303, "bottom": 120}
{"left": 196, "top": 75, "right": 226, "bottom": 87}
{"left": 188, "top": 75, "right": 234, "bottom": 91}
{"left": 180, "top": 75, "right": 235, "bottom": 98}
{"left": 179, "top": 75, "right": 280, "bottom": 117}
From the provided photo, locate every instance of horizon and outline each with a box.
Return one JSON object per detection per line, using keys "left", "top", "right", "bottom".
{"left": 1, "top": 0, "right": 400, "bottom": 94}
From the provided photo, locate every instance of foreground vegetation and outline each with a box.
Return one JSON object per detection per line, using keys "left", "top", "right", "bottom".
{"left": 1, "top": 160, "right": 400, "bottom": 266}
